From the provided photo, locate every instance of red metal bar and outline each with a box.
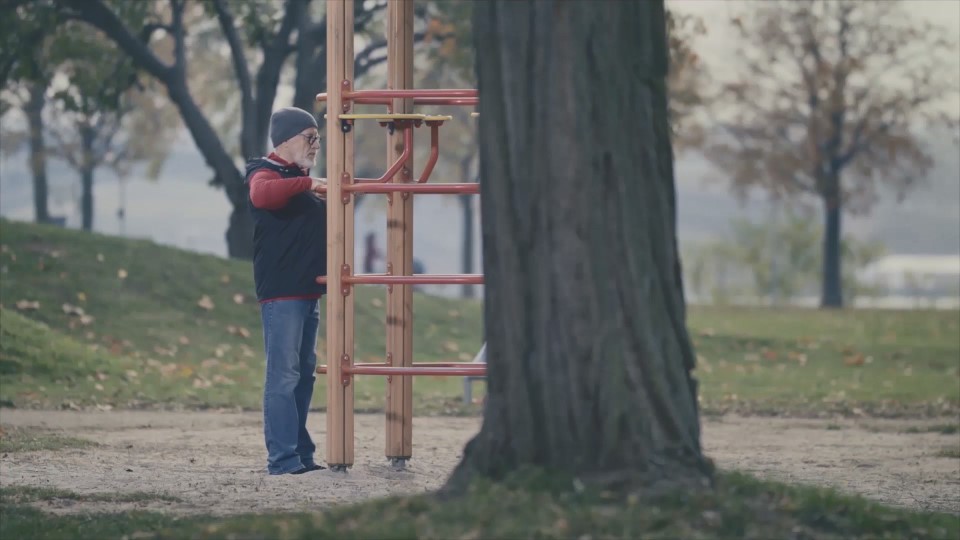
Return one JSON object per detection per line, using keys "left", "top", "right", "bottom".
{"left": 418, "top": 124, "right": 439, "bottom": 183}
{"left": 346, "top": 365, "right": 485, "bottom": 376}
{"left": 315, "top": 94, "right": 393, "bottom": 106}
{"left": 355, "top": 124, "right": 413, "bottom": 184}
{"left": 343, "top": 183, "right": 479, "bottom": 195}
{"left": 316, "top": 274, "right": 484, "bottom": 285}
{"left": 346, "top": 89, "right": 477, "bottom": 99}
{"left": 317, "top": 92, "right": 478, "bottom": 107}
{"left": 315, "top": 274, "right": 482, "bottom": 286}
{"left": 413, "top": 97, "right": 478, "bottom": 106}
{"left": 317, "top": 362, "right": 488, "bottom": 374}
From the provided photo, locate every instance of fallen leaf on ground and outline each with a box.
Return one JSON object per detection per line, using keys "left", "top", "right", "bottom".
{"left": 117, "top": 268, "right": 128, "bottom": 279}
{"left": 197, "top": 295, "right": 215, "bottom": 310}
{"left": 15, "top": 300, "right": 40, "bottom": 310}
{"left": 233, "top": 294, "right": 244, "bottom": 304}
{"left": 62, "top": 303, "right": 86, "bottom": 316}
{"left": 844, "top": 354, "right": 866, "bottom": 367}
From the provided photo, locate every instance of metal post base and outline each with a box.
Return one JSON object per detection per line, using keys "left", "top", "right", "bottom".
{"left": 389, "top": 457, "right": 408, "bottom": 470}
{"left": 329, "top": 464, "right": 349, "bottom": 473}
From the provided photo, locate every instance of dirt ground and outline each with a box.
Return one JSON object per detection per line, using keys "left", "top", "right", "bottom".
{"left": 1, "top": 410, "right": 958, "bottom": 516}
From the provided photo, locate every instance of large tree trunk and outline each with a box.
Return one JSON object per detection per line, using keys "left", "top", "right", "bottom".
{"left": 224, "top": 175, "right": 254, "bottom": 260}
{"left": 446, "top": 0, "right": 710, "bottom": 492}
{"left": 79, "top": 124, "right": 95, "bottom": 231}
{"left": 820, "top": 192, "right": 843, "bottom": 308}
{"left": 164, "top": 81, "right": 254, "bottom": 259}
{"left": 25, "top": 83, "right": 50, "bottom": 224}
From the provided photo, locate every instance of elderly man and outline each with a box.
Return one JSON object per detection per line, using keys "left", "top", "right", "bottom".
{"left": 245, "top": 107, "right": 327, "bottom": 475}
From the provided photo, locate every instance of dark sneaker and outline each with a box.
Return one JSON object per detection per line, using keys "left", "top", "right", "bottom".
{"left": 301, "top": 463, "right": 326, "bottom": 472}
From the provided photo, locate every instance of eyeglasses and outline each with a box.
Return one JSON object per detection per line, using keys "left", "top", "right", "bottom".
{"left": 300, "top": 133, "right": 320, "bottom": 146}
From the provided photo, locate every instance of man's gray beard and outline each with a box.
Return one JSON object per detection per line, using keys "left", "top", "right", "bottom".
{"left": 296, "top": 156, "right": 316, "bottom": 170}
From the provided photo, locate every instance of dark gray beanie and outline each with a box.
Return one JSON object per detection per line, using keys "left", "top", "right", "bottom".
{"left": 270, "top": 107, "right": 319, "bottom": 148}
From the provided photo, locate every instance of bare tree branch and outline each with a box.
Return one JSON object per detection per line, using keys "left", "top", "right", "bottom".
{"left": 61, "top": 0, "right": 173, "bottom": 82}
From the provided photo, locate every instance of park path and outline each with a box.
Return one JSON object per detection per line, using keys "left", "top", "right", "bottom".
{"left": 1, "top": 410, "right": 957, "bottom": 515}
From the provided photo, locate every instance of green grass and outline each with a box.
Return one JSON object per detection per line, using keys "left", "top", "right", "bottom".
{"left": 904, "top": 423, "right": 960, "bottom": 435}
{"left": 0, "top": 218, "right": 483, "bottom": 413}
{"left": 688, "top": 306, "right": 960, "bottom": 416}
{"left": 1, "top": 486, "right": 182, "bottom": 504}
{"left": 0, "top": 425, "right": 98, "bottom": 453}
{"left": 1, "top": 218, "right": 958, "bottom": 417}
{"left": 935, "top": 447, "right": 960, "bottom": 459}
{"left": 0, "top": 472, "right": 956, "bottom": 540}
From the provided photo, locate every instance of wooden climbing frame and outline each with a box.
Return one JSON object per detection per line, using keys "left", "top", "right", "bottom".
{"left": 316, "top": 0, "right": 484, "bottom": 472}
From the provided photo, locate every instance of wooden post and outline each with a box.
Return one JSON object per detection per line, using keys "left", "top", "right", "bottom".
{"left": 325, "top": 0, "right": 355, "bottom": 471}
{"left": 384, "top": 0, "right": 415, "bottom": 466}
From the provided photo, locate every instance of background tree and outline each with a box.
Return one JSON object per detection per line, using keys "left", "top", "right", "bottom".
{"left": 43, "top": 24, "right": 176, "bottom": 231}
{"left": 1, "top": 5, "right": 174, "bottom": 229}
{"left": 707, "top": 0, "right": 959, "bottom": 308}
{"left": 51, "top": 0, "right": 396, "bottom": 259}
{"left": 665, "top": 9, "right": 710, "bottom": 153}
{"left": 1, "top": 4, "right": 61, "bottom": 224}
{"left": 686, "top": 210, "right": 887, "bottom": 306}
{"left": 447, "top": 0, "right": 711, "bottom": 491}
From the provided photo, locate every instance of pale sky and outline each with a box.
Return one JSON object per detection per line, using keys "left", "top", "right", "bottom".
{"left": 667, "top": 0, "right": 960, "bottom": 116}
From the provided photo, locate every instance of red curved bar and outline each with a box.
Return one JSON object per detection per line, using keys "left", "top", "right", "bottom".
{"left": 418, "top": 124, "right": 439, "bottom": 183}
{"left": 316, "top": 274, "right": 484, "bottom": 285}
{"left": 344, "top": 183, "right": 479, "bottom": 194}
{"left": 356, "top": 125, "right": 413, "bottom": 184}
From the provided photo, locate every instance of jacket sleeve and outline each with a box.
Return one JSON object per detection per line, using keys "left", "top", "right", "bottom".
{"left": 249, "top": 169, "right": 312, "bottom": 210}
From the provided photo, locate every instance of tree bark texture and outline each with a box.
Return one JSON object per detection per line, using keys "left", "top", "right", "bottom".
{"left": 26, "top": 83, "right": 50, "bottom": 224}
{"left": 446, "top": 0, "right": 709, "bottom": 491}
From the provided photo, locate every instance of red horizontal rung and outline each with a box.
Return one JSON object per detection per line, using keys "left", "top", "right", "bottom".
{"left": 346, "top": 89, "right": 477, "bottom": 99}
{"left": 347, "top": 365, "right": 486, "bottom": 376}
{"left": 352, "top": 274, "right": 483, "bottom": 285}
{"left": 344, "top": 183, "right": 479, "bottom": 194}
{"left": 413, "top": 97, "right": 478, "bottom": 106}
{"left": 317, "top": 362, "right": 488, "bottom": 374}
{"left": 316, "top": 274, "right": 483, "bottom": 286}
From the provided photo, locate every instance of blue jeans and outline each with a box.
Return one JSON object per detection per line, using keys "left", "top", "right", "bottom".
{"left": 260, "top": 299, "right": 320, "bottom": 474}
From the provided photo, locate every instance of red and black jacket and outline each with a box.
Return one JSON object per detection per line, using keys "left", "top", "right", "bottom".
{"left": 245, "top": 153, "right": 327, "bottom": 303}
